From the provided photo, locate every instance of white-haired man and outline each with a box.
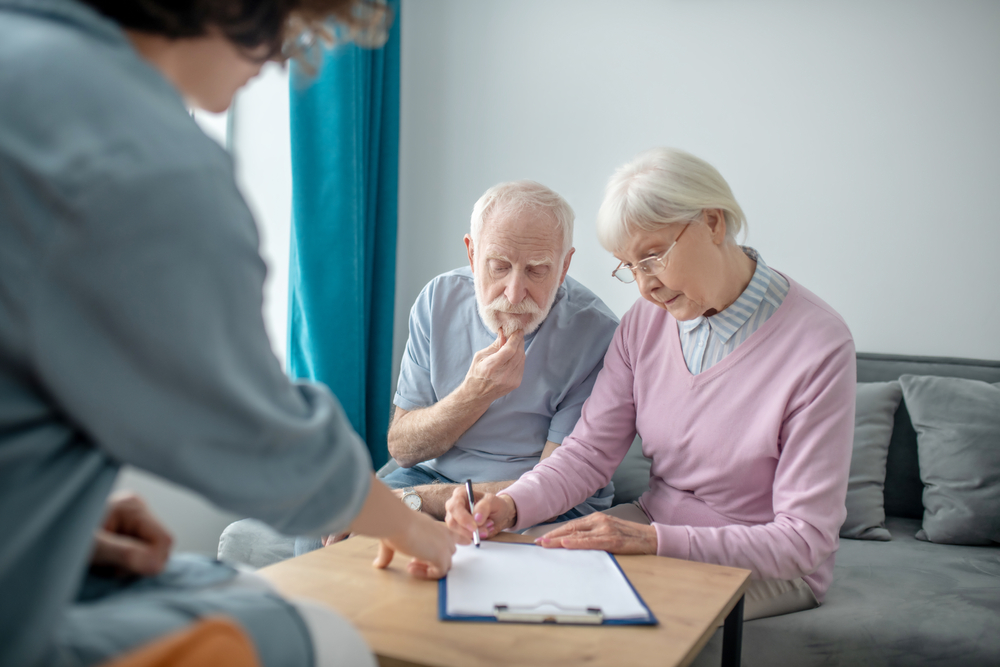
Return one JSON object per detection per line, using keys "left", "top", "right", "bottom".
{"left": 224, "top": 181, "right": 621, "bottom": 560}
{"left": 376, "top": 180, "right": 620, "bottom": 521}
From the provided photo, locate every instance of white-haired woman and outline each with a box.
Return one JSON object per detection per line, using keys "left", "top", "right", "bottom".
{"left": 445, "top": 148, "right": 856, "bottom": 620}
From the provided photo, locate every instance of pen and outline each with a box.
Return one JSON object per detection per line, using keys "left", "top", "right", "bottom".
{"left": 465, "top": 479, "right": 481, "bottom": 547}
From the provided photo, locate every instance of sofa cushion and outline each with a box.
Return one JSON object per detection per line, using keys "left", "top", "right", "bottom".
{"left": 899, "top": 375, "right": 1000, "bottom": 546}
{"left": 692, "top": 517, "right": 1000, "bottom": 667}
{"left": 610, "top": 436, "right": 650, "bottom": 506}
{"left": 857, "top": 353, "right": 1000, "bottom": 520}
{"left": 840, "top": 381, "right": 902, "bottom": 540}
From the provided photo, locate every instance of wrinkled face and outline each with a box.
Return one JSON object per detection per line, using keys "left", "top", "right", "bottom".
{"left": 466, "top": 207, "right": 573, "bottom": 336}
{"left": 614, "top": 211, "right": 727, "bottom": 321}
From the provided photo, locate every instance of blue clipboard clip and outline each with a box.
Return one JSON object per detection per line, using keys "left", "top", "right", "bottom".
{"left": 493, "top": 602, "right": 604, "bottom": 625}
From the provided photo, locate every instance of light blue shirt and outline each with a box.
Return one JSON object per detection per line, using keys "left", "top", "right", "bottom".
{"left": 678, "top": 247, "right": 790, "bottom": 374}
{"left": 395, "top": 266, "right": 620, "bottom": 490}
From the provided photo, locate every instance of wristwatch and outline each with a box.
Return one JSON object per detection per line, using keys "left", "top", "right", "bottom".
{"left": 400, "top": 487, "right": 422, "bottom": 511}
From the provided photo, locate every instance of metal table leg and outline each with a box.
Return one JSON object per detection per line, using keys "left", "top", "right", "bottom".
{"left": 721, "top": 595, "right": 744, "bottom": 667}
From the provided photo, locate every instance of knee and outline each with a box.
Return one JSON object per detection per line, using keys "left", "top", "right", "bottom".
{"left": 218, "top": 519, "right": 296, "bottom": 569}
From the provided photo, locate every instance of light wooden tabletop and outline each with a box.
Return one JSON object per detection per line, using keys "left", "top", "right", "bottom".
{"left": 260, "top": 533, "right": 750, "bottom": 667}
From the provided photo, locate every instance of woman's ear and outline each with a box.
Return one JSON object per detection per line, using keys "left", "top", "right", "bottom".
{"left": 704, "top": 209, "right": 727, "bottom": 244}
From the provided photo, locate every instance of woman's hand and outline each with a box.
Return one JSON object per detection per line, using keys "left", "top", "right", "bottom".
{"left": 444, "top": 488, "right": 513, "bottom": 541}
{"left": 348, "top": 475, "right": 468, "bottom": 580}
{"left": 90, "top": 492, "right": 173, "bottom": 577}
{"left": 535, "top": 513, "right": 658, "bottom": 555}
{"left": 372, "top": 510, "right": 464, "bottom": 579}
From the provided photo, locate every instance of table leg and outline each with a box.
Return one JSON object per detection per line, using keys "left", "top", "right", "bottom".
{"left": 721, "top": 594, "right": 744, "bottom": 667}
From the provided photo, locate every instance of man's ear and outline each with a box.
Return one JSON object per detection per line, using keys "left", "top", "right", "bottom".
{"left": 464, "top": 235, "right": 475, "bottom": 272}
{"left": 704, "top": 209, "right": 727, "bottom": 244}
{"left": 560, "top": 247, "right": 575, "bottom": 284}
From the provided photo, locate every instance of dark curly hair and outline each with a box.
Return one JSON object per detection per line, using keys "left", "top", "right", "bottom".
{"left": 81, "top": 0, "right": 391, "bottom": 61}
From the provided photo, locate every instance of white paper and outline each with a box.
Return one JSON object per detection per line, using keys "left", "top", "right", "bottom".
{"left": 445, "top": 541, "right": 649, "bottom": 620}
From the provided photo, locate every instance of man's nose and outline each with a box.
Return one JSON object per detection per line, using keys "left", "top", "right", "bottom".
{"left": 504, "top": 273, "right": 527, "bottom": 305}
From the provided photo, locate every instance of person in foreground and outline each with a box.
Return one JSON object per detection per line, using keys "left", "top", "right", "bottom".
{"left": 446, "top": 148, "right": 857, "bottom": 621}
{"left": 0, "top": 1, "right": 463, "bottom": 666}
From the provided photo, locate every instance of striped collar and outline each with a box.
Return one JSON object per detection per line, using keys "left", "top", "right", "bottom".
{"left": 677, "top": 247, "right": 778, "bottom": 344}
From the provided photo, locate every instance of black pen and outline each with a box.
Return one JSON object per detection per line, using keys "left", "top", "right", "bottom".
{"left": 465, "top": 479, "right": 481, "bottom": 547}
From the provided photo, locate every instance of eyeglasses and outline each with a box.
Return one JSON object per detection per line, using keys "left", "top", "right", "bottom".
{"left": 611, "top": 222, "right": 692, "bottom": 284}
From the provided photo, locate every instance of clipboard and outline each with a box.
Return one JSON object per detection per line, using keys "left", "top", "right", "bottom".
{"left": 439, "top": 541, "right": 657, "bottom": 626}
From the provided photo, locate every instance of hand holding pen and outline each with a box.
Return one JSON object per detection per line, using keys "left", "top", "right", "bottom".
{"left": 445, "top": 484, "right": 516, "bottom": 543}
{"left": 465, "top": 479, "right": 480, "bottom": 547}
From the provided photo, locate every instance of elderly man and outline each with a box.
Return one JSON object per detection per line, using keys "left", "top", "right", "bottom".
{"left": 220, "top": 181, "right": 619, "bottom": 562}
{"left": 374, "top": 180, "right": 620, "bottom": 521}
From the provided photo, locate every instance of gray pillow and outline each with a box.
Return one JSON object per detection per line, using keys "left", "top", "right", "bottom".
{"left": 899, "top": 375, "right": 1000, "bottom": 545}
{"left": 840, "top": 381, "right": 902, "bottom": 540}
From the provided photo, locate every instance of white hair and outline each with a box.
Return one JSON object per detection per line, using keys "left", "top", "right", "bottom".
{"left": 596, "top": 148, "right": 746, "bottom": 254}
{"left": 470, "top": 181, "right": 574, "bottom": 257}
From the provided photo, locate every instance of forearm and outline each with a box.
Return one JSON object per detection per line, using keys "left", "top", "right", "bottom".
{"left": 412, "top": 480, "right": 514, "bottom": 520}
{"left": 387, "top": 384, "right": 494, "bottom": 467}
{"left": 349, "top": 474, "right": 426, "bottom": 540}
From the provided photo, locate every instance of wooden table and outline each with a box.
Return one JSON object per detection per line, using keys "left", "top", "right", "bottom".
{"left": 260, "top": 533, "right": 750, "bottom": 667}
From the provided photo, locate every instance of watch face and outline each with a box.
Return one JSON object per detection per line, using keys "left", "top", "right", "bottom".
{"left": 402, "top": 493, "right": 421, "bottom": 510}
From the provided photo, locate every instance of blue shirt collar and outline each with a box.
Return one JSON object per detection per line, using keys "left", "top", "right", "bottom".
{"left": 677, "top": 247, "right": 774, "bottom": 344}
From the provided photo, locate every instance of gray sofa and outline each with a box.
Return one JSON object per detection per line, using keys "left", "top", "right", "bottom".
{"left": 219, "top": 352, "right": 1000, "bottom": 666}
{"left": 686, "top": 353, "right": 1000, "bottom": 666}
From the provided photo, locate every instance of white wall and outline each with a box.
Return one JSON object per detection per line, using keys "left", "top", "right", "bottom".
{"left": 395, "top": 0, "right": 1000, "bottom": 373}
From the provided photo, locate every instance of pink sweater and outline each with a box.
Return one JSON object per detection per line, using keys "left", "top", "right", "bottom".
{"left": 503, "top": 277, "right": 856, "bottom": 601}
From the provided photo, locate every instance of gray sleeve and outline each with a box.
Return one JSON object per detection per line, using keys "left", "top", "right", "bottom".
{"left": 30, "top": 164, "right": 370, "bottom": 537}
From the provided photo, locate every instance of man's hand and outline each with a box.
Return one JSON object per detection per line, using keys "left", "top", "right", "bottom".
{"left": 90, "top": 492, "right": 173, "bottom": 577}
{"left": 463, "top": 330, "right": 526, "bottom": 402}
{"left": 387, "top": 331, "right": 527, "bottom": 467}
{"left": 534, "top": 513, "right": 658, "bottom": 555}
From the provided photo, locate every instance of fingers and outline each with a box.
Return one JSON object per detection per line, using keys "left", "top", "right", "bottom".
{"left": 322, "top": 532, "right": 350, "bottom": 546}
{"left": 481, "top": 330, "right": 524, "bottom": 363}
{"left": 94, "top": 493, "right": 172, "bottom": 576}
{"left": 91, "top": 530, "right": 169, "bottom": 576}
{"left": 444, "top": 486, "right": 480, "bottom": 537}
{"left": 497, "top": 330, "right": 525, "bottom": 360}
{"left": 104, "top": 493, "right": 174, "bottom": 553}
{"left": 373, "top": 540, "right": 395, "bottom": 569}
{"left": 535, "top": 515, "right": 594, "bottom": 540}
{"left": 533, "top": 514, "right": 657, "bottom": 554}
{"left": 407, "top": 558, "right": 448, "bottom": 580}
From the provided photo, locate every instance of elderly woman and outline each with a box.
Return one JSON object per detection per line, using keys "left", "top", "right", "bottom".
{"left": 446, "top": 148, "right": 856, "bottom": 620}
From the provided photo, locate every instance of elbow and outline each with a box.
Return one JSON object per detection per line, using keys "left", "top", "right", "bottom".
{"left": 386, "top": 431, "right": 416, "bottom": 468}
{"left": 789, "top": 526, "right": 839, "bottom": 579}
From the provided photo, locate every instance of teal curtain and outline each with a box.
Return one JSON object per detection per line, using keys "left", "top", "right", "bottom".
{"left": 287, "top": 3, "right": 400, "bottom": 469}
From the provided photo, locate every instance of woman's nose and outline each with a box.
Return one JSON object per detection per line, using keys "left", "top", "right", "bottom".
{"left": 635, "top": 270, "right": 662, "bottom": 290}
